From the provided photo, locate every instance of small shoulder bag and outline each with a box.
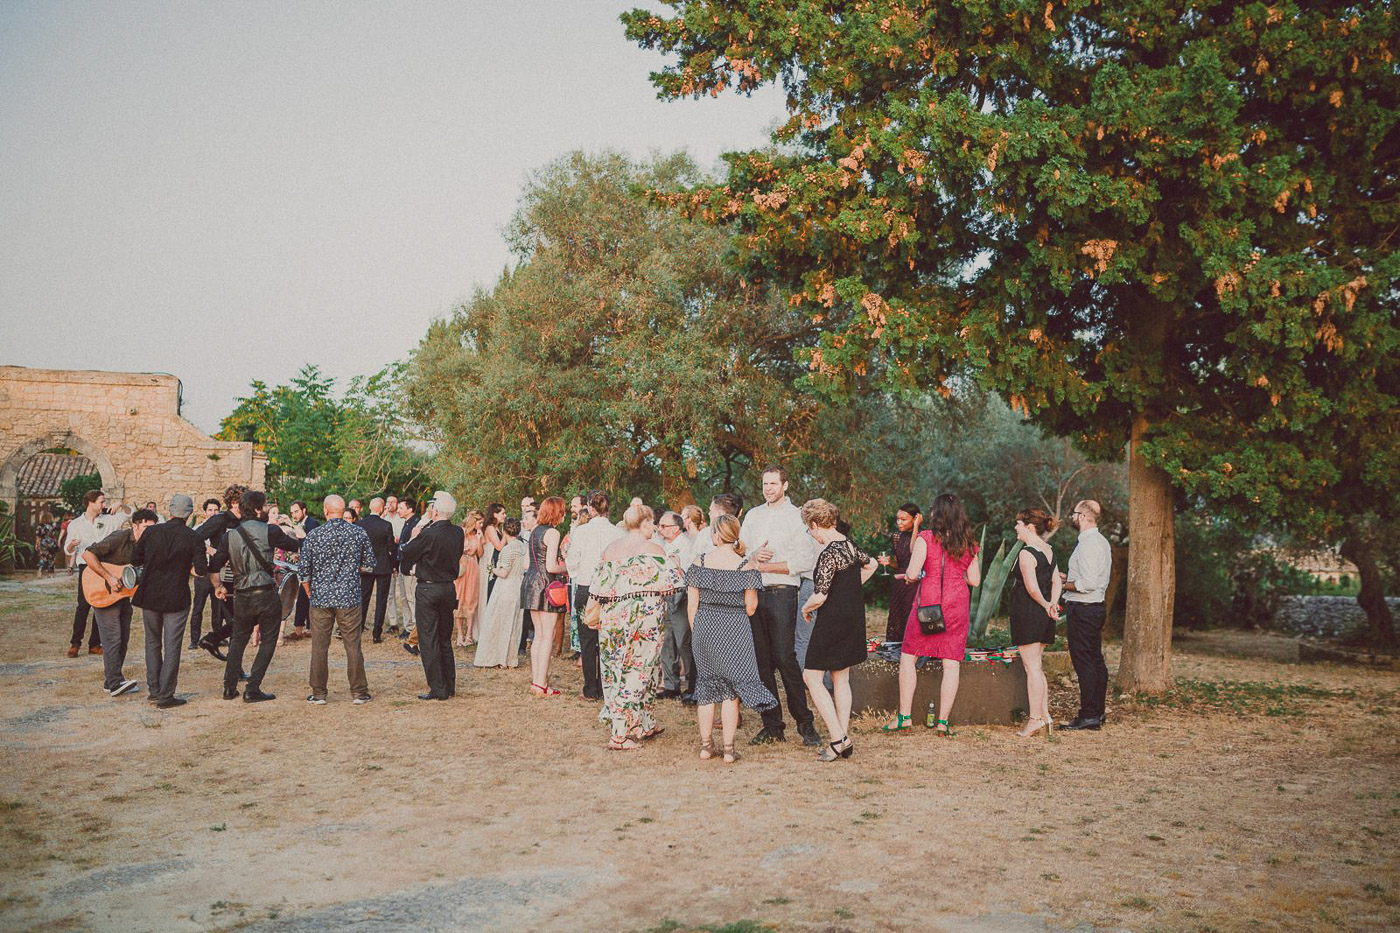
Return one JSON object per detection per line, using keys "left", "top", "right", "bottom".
{"left": 915, "top": 541, "right": 947, "bottom": 636}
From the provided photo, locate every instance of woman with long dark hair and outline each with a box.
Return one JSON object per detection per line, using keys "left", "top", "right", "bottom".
{"left": 1009, "top": 507, "right": 1061, "bottom": 737}
{"left": 883, "top": 493, "right": 981, "bottom": 736}
{"left": 878, "top": 503, "right": 922, "bottom": 643}
{"left": 480, "top": 504, "right": 507, "bottom": 603}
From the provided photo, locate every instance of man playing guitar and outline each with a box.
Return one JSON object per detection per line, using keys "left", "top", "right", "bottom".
{"left": 82, "top": 509, "right": 159, "bottom": 699}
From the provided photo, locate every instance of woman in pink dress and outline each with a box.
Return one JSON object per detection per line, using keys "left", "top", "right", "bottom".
{"left": 883, "top": 493, "right": 981, "bottom": 736}
{"left": 454, "top": 510, "right": 485, "bottom": 647}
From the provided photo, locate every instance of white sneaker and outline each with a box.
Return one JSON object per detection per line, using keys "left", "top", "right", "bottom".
{"left": 306, "top": 695, "right": 327, "bottom": 705}
{"left": 112, "top": 679, "right": 140, "bottom": 697}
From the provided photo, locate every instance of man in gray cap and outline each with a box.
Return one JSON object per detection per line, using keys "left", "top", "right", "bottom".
{"left": 130, "top": 494, "right": 210, "bottom": 708}
{"left": 399, "top": 491, "right": 465, "bottom": 700}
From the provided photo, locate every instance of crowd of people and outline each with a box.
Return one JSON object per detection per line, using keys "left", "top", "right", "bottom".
{"left": 62, "top": 464, "right": 1114, "bottom": 753}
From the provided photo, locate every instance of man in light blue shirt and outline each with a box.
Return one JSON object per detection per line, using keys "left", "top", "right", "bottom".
{"left": 1060, "top": 499, "right": 1113, "bottom": 730}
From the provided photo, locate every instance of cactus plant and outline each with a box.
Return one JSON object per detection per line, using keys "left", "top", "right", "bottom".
{"left": 968, "top": 528, "right": 1024, "bottom": 640}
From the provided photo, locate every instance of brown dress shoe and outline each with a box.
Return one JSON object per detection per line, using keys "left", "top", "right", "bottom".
{"left": 89, "top": 646, "right": 103, "bottom": 655}
{"left": 67, "top": 645, "right": 79, "bottom": 658}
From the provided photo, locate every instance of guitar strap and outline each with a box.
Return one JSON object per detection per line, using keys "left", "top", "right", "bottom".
{"left": 233, "top": 523, "right": 279, "bottom": 583}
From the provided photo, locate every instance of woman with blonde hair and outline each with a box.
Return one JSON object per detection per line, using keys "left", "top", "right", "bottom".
{"left": 454, "top": 510, "right": 485, "bottom": 647}
{"left": 587, "top": 504, "right": 685, "bottom": 750}
{"left": 521, "top": 496, "right": 568, "bottom": 696}
{"left": 799, "top": 498, "right": 879, "bottom": 761}
{"left": 1009, "top": 507, "right": 1062, "bottom": 737}
{"left": 685, "top": 513, "right": 775, "bottom": 762}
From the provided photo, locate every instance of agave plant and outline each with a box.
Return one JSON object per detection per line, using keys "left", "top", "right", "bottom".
{"left": 0, "top": 500, "right": 33, "bottom": 570}
{"left": 968, "top": 525, "right": 1024, "bottom": 641}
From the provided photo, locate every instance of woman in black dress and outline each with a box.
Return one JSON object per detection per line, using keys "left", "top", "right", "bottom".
{"left": 878, "top": 503, "right": 922, "bottom": 643}
{"left": 799, "top": 499, "right": 879, "bottom": 762}
{"left": 1008, "top": 507, "right": 1062, "bottom": 737}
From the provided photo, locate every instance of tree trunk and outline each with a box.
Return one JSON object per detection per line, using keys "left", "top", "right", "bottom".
{"left": 1340, "top": 524, "right": 1396, "bottom": 646}
{"left": 1103, "top": 544, "right": 1129, "bottom": 638}
{"left": 1118, "top": 414, "right": 1176, "bottom": 694}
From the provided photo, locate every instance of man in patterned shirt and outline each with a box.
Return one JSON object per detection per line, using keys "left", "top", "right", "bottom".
{"left": 299, "top": 494, "right": 375, "bottom": 705}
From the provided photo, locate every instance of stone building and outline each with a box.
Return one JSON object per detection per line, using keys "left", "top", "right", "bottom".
{"left": 0, "top": 366, "right": 266, "bottom": 528}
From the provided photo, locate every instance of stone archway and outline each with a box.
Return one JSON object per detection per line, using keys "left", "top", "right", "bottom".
{"left": 0, "top": 432, "right": 123, "bottom": 507}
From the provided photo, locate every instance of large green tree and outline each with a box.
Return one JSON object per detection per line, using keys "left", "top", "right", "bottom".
{"left": 624, "top": 0, "right": 1399, "bottom": 688}
{"left": 405, "top": 150, "right": 930, "bottom": 520}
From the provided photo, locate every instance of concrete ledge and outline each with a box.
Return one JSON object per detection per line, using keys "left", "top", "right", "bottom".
{"left": 851, "top": 654, "right": 1048, "bottom": 725}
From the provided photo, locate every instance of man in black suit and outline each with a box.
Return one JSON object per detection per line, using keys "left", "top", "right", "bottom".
{"left": 357, "top": 497, "right": 398, "bottom": 643}
{"left": 288, "top": 500, "right": 320, "bottom": 639}
{"left": 131, "top": 496, "right": 209, "bottom": 708}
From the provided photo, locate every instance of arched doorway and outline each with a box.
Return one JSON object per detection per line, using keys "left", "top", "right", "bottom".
{"left": 0, "top": 434, "right": 121, "bottom": 570}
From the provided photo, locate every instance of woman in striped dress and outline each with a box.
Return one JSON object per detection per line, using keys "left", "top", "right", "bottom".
{"left": 684, "top": 514, "right": 777, "bottom": 763}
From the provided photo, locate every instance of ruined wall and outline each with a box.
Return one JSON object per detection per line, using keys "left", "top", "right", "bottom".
{"left": 0, "top": 366, "right": 265, "bottom": 512}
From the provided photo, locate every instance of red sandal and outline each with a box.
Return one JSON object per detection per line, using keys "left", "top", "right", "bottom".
{"left": 530, "top": 683, "right": 561, "bottom": 697}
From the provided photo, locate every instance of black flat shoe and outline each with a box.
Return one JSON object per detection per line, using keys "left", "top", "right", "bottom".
{"left": 417, "top": 692, "right": 446, "bottom": 701}
{"left": 198, "top": 636, "right": 227, "bottom": 662}
{"left": 797, "top": 723, "right": 824, "bottom": 747}
{"left": 156, "top": 697, "right": 187, "bottom": 709}
{"left": 222, "top": 689, "right": 239, "bottom": 700}
{"left": 749, "top": 726, "right": 786, "bottom": 745}
{"left": 404, "top": 644, "right": 420, "bottom": 656}
{"left": 243, "top": 689, "right": 276, "bottom": 703}
{"left": 1060, "top": 716, "right": 1104, "bottom": 730}
{"left": 372, "top": 636, "right": 383, "bottom": 644}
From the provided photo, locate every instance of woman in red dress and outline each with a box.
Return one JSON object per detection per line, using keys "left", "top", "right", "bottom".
{"left": 883, "top": 494, "right": 981, "bottom": 736}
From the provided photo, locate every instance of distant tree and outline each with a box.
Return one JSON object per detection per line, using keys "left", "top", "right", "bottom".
{"left": 624, "top": 0, "right": 1399, "bottom": 688}
{"left": 59, "top": 472, "right": 103, "bottom": 515}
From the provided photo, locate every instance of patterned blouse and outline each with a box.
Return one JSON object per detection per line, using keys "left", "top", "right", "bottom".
{"left": 813, "top": 539, "right": 873, "bottom": 594}
{"left": 299, "top": 518, "right": 374, "bottom": 608}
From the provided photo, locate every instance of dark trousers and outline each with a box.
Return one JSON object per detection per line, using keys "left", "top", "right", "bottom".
{"left": 1066, "top": 601, "right": 1109, "bottom": 720}
{"left": 415, "top": 581, "right": 457, "bottom": 698}
{"left": 750, "top": 585, "right": 813, "bottom": 732}
{"left": 575, "top": 585, "right": 601, "bottom": 698}
{"left": 226, "top": 590, "right": 282, "bottom": 694}
{"left": 520, "top": 607, "right": 533, "bottom": 652}
{"left": 294, "top": 586, "right": 310, "bottom": 628}
{"left": 71, "top": 567, "right": 99, "bottom": 648}
{"left": 189, "top": 576, "right": 222, "bottom": 645}
{"left": 361, "top": 573, "right": 392, "bottom": 638}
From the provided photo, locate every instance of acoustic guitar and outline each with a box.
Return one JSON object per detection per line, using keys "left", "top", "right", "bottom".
{"left": 83, "top": 563, "right": 140, "bottom": 608}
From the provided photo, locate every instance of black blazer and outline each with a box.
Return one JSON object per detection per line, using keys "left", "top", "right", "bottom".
{"left": 132, "top": 518, "right": 210, "bottom": 613}
{"left": 357, "top": 514, "right": 397, "bottom": 576}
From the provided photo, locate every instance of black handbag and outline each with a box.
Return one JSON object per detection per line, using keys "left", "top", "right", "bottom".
{"left": 916, "top": 546, "right": 947, "bottom": 635}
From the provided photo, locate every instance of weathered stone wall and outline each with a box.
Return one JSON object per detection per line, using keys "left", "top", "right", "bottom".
{"left": 0, "top": 366, "right": 265, "bottom": 513}
{"left": 1272, "top": 595, "right": 1400, "bottom": 640}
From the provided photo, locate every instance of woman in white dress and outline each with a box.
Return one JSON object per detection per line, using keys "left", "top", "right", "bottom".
{"left": 479, "top": 503, "right": 507, "bottom": 609}
{"left": 474, "top": 518, "right": 526, "bottom": 668}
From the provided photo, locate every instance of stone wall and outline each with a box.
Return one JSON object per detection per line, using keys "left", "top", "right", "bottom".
{"left": 0, "top": 366, "right": 265, "bottom": 513}
{"left": 1272, "top": 595, "right": 1400, "bottom": 640}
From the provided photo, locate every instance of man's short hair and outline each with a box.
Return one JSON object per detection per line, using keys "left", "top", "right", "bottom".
{"left": 587, "top": 490, "right": 610, "bottom": 515}
{"left": 238, "top": 490, "right": 267, "bottom": 517}
{"left": 203, "top": 498, "right": 222, "bottom": 511}
{"left": 761, "top": 464, "right": 788, "bottom": 484}
{"left": 1077, "top": 499, "right": 1102, "bottom": 522}
{"left": 131, "top": 508, "right": 160, "bottom": 525}
{"left": 83, "top": 489, "right": 104, "bottom": 507}
{"left": 223, "top": 484, "right": 247, "bottom": 509}
{"left": 502, "top": 517, "right": 521, "bottom": 537}
{"left": 290, "top": 500, "right": 307, "bottom": 512}
{"left": 712, "top": 492, "right": 743, "bottom": 517}
{"left": 400, "top": 498, "right": 416, "bottom": 512}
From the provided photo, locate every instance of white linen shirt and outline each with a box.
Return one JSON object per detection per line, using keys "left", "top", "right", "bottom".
{"left": 65, "top": 513, "right": 107, "bottom": 560}
{"left": 739, "top": 497, "right": 817, "bottom": 587}
{"left": 1065, "top": 526, "right": 1112, "bottom": 603}
{"left": 565, "top": 516, "right": 624, "bottom": 588}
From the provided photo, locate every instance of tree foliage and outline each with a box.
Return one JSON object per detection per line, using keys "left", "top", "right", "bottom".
{"left": 217, "top": 364, "right": 432, "bottom": 511}
{"left": 624, "top": 0, "right": 1400, "bottom": 676}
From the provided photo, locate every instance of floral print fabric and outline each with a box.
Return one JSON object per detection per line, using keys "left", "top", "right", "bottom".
{"left": 592, "top": 552, "right": 684, "bottom": 740}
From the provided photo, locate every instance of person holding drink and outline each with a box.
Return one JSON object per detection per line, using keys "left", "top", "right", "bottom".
{"left": 877, "top": 503, "right": 922, "bottom": 644}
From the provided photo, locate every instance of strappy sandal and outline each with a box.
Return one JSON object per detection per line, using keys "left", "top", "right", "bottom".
{"left": 699, "top": 738, "right": 715, "bottom": 760}
{"left": 933, "top": 718, "right": 955, "bottom": 737}
{"left": 640, "top": 726, "right": 665, "bottom": 740}
{"left": 530, "top": 683, "right": 561, "bottom": 697}
{"left": 818, "top": 739, "right": 846, "bottom": 762}
{"left": 881, "top": 714, "right": 913, "bottom": 733}
{"left": 608, "top": 737, "right": 640, "bottom": 751}
{"left": 722, "top": 743, "right": 740, "bottom": 763}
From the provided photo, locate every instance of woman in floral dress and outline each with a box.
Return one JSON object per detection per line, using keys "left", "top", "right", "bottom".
{"left": 586, "top": 504, "right": 685, "bottom": 750}
{"left": 34, "top": 512, "right": 60, "bottom": 576}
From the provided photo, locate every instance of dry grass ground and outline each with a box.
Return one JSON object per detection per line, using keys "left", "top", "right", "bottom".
{"left": 0, "top": 576, "right": 1397, "bottom": 932}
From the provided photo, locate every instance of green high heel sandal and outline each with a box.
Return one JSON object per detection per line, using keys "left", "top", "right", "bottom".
{"left": 881, "top": 713, "right": 913, "bottom": 732}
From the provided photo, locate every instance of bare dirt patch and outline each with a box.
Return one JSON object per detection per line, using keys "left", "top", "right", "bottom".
{"left": 1, "top": 581, "right": 1397, "bottom": 931}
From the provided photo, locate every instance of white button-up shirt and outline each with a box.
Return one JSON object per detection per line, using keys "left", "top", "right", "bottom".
{"left": 739, "top": 496, "right": 817, "bottom": 587}
{"left": 65, "top": 513, "right": 107, "bottom": 560}
{"left": 1065, "top": 526, "right": 1112, "bottom": 603}
{"left": 565, "top": 516, "right": 624, "bottom": 588}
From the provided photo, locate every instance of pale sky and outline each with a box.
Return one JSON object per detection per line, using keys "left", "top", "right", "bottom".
{"left": 0, "top": 1, "right": 786, "bottom": 432}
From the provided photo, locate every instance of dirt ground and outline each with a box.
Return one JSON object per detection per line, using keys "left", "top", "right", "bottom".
{"left": 1, "top": 575, "right": 1397, "bottom": 932}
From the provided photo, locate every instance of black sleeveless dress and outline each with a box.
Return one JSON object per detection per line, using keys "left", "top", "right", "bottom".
{"left": 1008, "top": 546, "right": 1057, "bottom": 645}
{"left": 520, "top": 525, "right": 564, "bottom": 612}
{"left": 804, "top": 539, "right": 871, "bottom": 671}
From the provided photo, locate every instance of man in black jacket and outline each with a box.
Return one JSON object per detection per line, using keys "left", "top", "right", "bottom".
{"left": 399, "top": 492, "right": 464, "bottom": 700}
{"left": 287, "top": 500, "right": 320, "bottom": 639}
{"left": 357, "top": 497, "right": 398, "bottom": 643}
{"left": 193, "top": 484, "right": 246, "bottom": 660}
{"left": 129, "top": 497, "right": 209, "bottom": 707}
{"left": 209, "top": 490, "right": 303, "bottom": 702}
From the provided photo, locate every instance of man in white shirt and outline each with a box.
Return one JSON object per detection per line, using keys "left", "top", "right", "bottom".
{"left": 566, "top": 490, "right": 624, "bottom": 699}
{"left": 656, "top": 511, "right": 695, "bottom": 701}
{"left": 739, "top": 466, "right": 821, "bottom": 746}
{"left": 63, "top": 489, "right": 109, "bottom": 657}
{"left": 382, "top": 495, "right": 405, "bottom": 632}
{"left": 1059, "top": 499, "right": 1113, "bottom": 730}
